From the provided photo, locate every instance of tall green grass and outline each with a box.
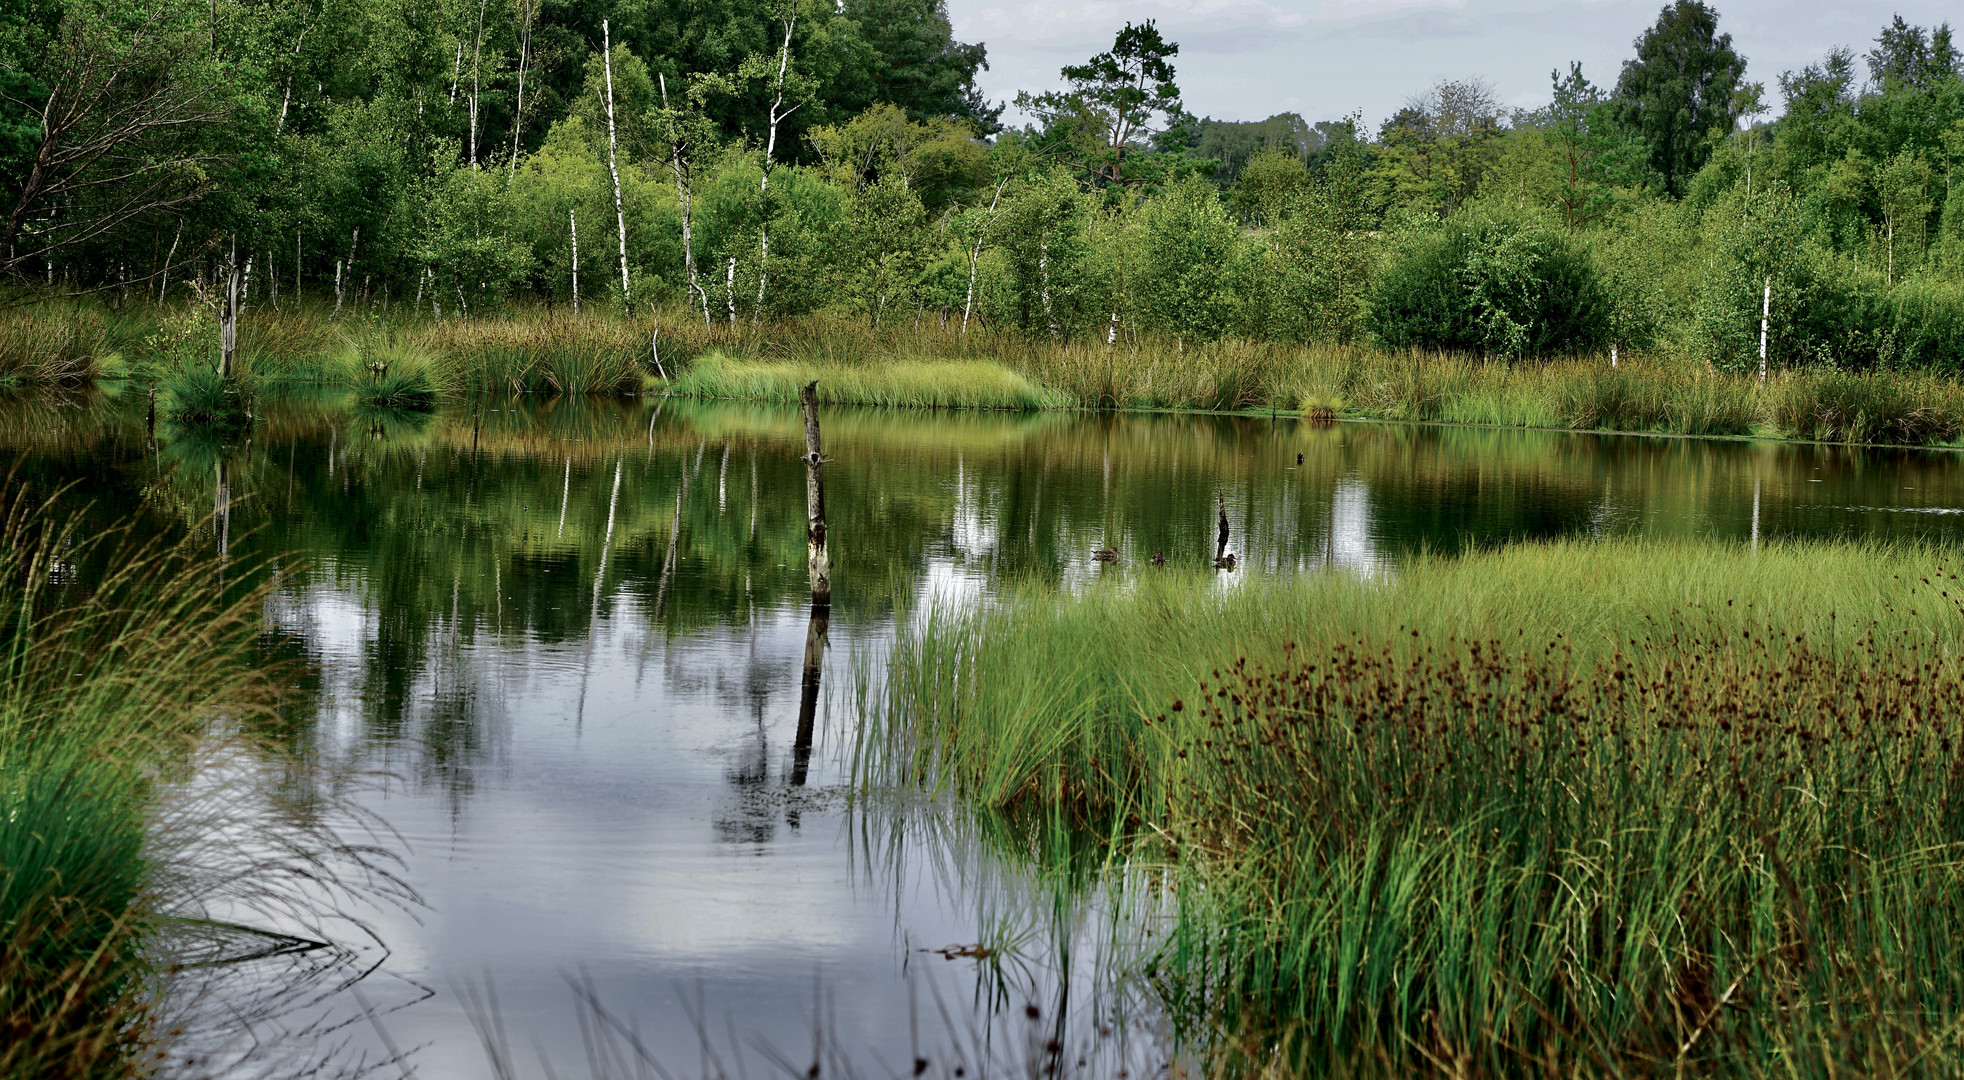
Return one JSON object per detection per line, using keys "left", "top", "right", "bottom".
{"left": 0, "top": 302, "right": 111, "bottom": 385}
{"left": 669, "top": 351, "right": 1071, "bottom": 410}
{"left": 0, "top": 479, "right": 276, "bottom": 1077}
{"left": 861, "top": 538, "right": 1964, "bottom": 1075}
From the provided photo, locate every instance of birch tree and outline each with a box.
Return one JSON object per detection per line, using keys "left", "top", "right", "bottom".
{"left": 656, "top": 72, "right": 717, "bottom": 325}
{"left": 732, "top": 1, "right": 815, "bottom": 326}
{"left": 601, "top": 18, "right": 630, "bottom": 314}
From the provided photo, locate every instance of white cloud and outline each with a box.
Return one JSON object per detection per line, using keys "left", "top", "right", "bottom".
{"left": 953, "top": 0, "right": 1961, "bottom": 128}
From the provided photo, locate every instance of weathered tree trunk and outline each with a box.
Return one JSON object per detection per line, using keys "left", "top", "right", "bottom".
{"left": 800, "top": 380, "right": 830, "bottom": 604}
{"left": 219, "top": 238, "right": 239, "bottom": 378}
{"left": 602, "top": 20, "right": 632, "bottom": 314}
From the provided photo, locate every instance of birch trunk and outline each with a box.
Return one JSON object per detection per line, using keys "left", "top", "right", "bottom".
{"left": 602, "top": 19, "right": 632, "bottom": 315}
{"left": 467, "top": 0, "right": 486, "bottom": 168}
{"left": 569, "top": 206, "right": 580, "bottom": 313}
{"left": 159, "top": 220, "right": 181, "bottom": 303}
{"left": 961, "top": 178, "right": 1007, "bottom": 334}
{"left": 508, "top": 0, "right": 532, "bottom": 179}
{"left": 753, "top": 11, "right": 797, "bottom": 329}
{"left": 658, "top": 73, "right": 710, "bottom": 326}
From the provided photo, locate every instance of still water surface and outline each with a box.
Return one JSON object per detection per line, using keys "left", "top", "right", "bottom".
{"left": 10, "top": 390, "right": 1964, "bottom": 1075}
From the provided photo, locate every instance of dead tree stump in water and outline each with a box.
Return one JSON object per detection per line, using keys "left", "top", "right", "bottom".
{"left": 800, "top": 381, "right": 830, "bottom": 605}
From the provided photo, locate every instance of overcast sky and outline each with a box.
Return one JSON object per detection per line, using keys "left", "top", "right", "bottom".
{"left": 947, "top": 0, "right": 1958, "bottom": 130}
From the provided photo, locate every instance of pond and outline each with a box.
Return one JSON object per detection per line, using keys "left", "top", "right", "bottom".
{"left": 12, "top": 389, "right": 1964, "bottom": 1077}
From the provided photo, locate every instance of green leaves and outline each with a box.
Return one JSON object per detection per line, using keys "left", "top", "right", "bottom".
{"left": 1013, "top": 20, "right": 1195, "bottom": 190}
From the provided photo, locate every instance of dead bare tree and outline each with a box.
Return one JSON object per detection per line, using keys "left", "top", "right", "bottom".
{"left": 1, "top": 5, "right": 233, "bottom": 279}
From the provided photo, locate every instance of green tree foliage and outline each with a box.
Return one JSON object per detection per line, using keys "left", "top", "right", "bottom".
{"left": 1867, "top": 16, "right": 1958, "bottom": 92}
{"left": 1238, "top": 126, "right": 1379, "bottom": 343}
{"left": 1544, "top": 63, "right": 1653, "bottom": 228}
{"left": 1015, "top": 20, "right": 1195, "bottom": 190}
{"left": 1368, "top": 207, "right": 1611, "bottom": 357}
{"left": 1612, "top": 1, "right": 1745, "bottom": 197}
{"left": 1132, "top": 174, "right": 1237, "bottom": 339}
{"left": 1372, "top": 79, "right": 1504, "bottom": 217}
{"left": 990, "top": 170, "right": 1091, "bottom": 335}
{"left": 1189, "top": 112, "right": 1336, "bottom": 186}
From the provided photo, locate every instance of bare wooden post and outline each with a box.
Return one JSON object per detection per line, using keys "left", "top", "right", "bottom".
{"left": 800, "top": 380, "right": 830, "bottom": 604}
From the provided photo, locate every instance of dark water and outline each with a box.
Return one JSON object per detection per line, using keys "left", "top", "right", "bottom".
{"left": 12, "top": 389, "right": 1964, "bottom": 1076}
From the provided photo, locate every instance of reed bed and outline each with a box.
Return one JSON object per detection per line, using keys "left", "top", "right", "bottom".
{"left": 0, "top": 302, "right": 110, "bottom": 385}
{"left": 668, "top": 351, "right": 1071, "bottom": 410}
{"left": 861, "top": 538, "right": 1964, "bottom": 1075}
{"left": 16, "top": 298, "right": 1964, "bottom": 445}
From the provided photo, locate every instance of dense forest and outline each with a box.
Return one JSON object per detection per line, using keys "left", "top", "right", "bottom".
{"left": 6, "top": 0, "right": 1964, "bottom": 372}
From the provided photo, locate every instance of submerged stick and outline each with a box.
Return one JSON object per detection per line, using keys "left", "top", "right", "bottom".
{"left": 800, "top": 381, "right": 830, "bottom": 604}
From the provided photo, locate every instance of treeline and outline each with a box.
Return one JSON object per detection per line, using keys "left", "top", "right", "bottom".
{"left": 7, "top": 0, "right": 1964, "bottom": 373}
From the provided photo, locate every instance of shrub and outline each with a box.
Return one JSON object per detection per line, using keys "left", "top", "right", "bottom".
{"left": 1368, "top": 208, "right": 1611, "bottom": 357}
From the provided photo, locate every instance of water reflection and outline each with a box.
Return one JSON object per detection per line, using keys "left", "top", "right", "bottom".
{"left": 8, "top": 388, "right": 1964, "bottom": 1073}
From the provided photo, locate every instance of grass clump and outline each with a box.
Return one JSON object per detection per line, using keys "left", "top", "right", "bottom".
{"left": 338, "top": 339, "right": 440, "bottom": 410}
{"left": 670, "top": 351, "right": 1071, "bottom": 410}
{"left": 161, "top": 367, "right": 252, "bottom": 427}
{"left": 862, "top": 538, "right": 1964, "bottom": 1075}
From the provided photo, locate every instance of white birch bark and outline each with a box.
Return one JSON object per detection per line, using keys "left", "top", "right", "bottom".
{"left": 659, "top": 72, "right": 710, "bottom": 325}
{"left": 602, "top": 19, "right": 632, "bottom": 314}
{"left": 753, "top": 9, "right": 798, "bottom": 328}
{"left": 569, "top": 206, "right": 580, "bottom": 313}
{"left": 508, "top": 0, "right": 532, "bottom": 179}
{"left": 962, "top": 178, "right": 1007, "bottom": 334}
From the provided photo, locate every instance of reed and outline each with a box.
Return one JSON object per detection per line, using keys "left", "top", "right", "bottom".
{"left": 861, "top": 538, "right": 1964, "bottom": 1075}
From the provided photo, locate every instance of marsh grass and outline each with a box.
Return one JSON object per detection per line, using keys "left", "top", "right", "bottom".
{"left": 669, "top": 351, "right": 1071, "bottom": 410}
{"left": 21, "top": 298, "right": 1964, "bottom": 445}
{"left": 861, "top": 538, "right": 1964, "bottom": 1076}
{"left": 0, "top": 474, "right": 287, "bottom": 1077}
{"left": 0, "top": 302, "right": 109, "bottom": 385}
